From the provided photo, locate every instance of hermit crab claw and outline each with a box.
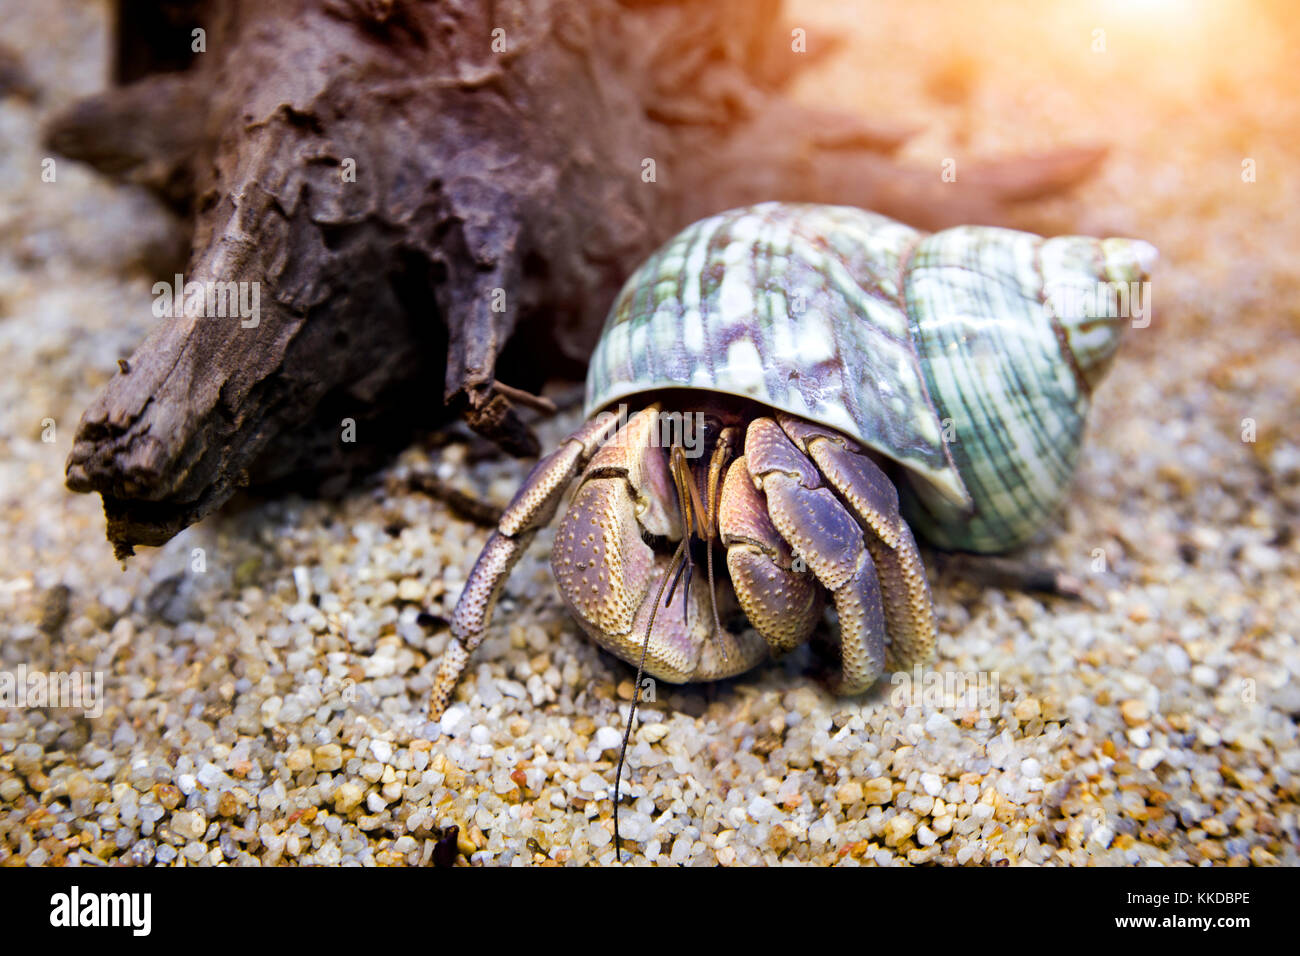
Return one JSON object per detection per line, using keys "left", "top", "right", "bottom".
{"left": 740, "top": 415, "right": 935, "bottom": 693}
{"left": 550, "top": 406, "right": 768, "bottom": 683}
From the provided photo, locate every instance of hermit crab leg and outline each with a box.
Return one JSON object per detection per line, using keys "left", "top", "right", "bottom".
{"left": 744, "top": 418, "right": 888, "bottom": 693}
{"left": 432, "top": 412, "right": 623, "bottom": 718}
{"left": 718, "top": 454, "right": 824, "bottom": 654}
{"left": 776, "top": 414, "right": 936, "bottom": 670}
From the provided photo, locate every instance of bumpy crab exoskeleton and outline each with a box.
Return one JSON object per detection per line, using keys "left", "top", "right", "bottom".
{"left": 431, "top": 402, "right": 936, "bottom": 717}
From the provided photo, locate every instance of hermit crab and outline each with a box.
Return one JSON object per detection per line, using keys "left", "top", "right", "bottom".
{"left": 431, "top": 203, "right": 1155, "bottom": 718}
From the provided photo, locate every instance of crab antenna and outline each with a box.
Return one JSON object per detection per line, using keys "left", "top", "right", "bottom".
{"left": 676, "top": 447, "right": 710, "bottom": 534}
{"left": 664, "top": 448, "right": 692, "bottom": 613}
{"left": 703, "top": 427, "right": 738, "bottom": 664}
{"left": 663, "top": 545, "right": 689, "bottom": 607}
{"left": 668, "top": 444, "right": 708, "bottom": 624}
{"left": 614, "top": 537, "right": 686, "bottom": 863}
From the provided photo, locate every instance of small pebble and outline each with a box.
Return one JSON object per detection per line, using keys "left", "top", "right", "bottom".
{"left": 286, "top": 748, "right": 313, "bottom": 773}
{"left": 333, "top": 782, "right": 365, "bottom": 813}
{"left": 1120, "top": 699, "right": 1149, "bottom": 727}
{"left": 883, "top": 814, "right": 916, "bottom": 847}
{"left": 862, "top": 777, "right": 893, "bottom": 805}
{"left": 835, "top": 781, "right": 863, "bottom": 805}
{"left": 314, "top": 744, "right": 344, "bottom": 772}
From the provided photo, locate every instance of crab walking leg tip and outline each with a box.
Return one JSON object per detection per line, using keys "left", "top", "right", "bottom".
{"left": 429, "top": 640, "right": 469, "bottom": 720}
{"left": 428, "top": 414, "right": 623, "bottom": 718}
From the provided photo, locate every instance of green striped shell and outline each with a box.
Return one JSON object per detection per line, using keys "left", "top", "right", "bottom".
{"left": 585, "top": 203, "right": 1155, "bottom": 553}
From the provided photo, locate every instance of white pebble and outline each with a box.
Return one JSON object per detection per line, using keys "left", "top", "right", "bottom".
{"left": 747, "top": 796, "right": 777, "bottom": 822}
{"left": 670, "top": 836, "right": 692, "bottom": 864}
{"left": 588, "top": 822, "right": 612, "bottom": 848}
{"left": 1243, "top": 544, "right": 1280, "bottom": 573}
{"left": 1192, "top": 665, "right": 1218, "bottom": 688}
{"left": 293, "top": 566, "right": 313, "bottom": 604}
{"left": 924, "top": 711, "right": 956, "bottom": 735}
{"left": 440, "top": 706, "right": 467, "bottom": 734}
{"left": 392, "top": 835, "right": 417, "bottom": 855}
{"left": 1137, "top": 748, "right": 1165, "bottom": 771}
{"left": 196, "top": 763, "right": 226, "bottom": 789}
{"left": 1164, "top": 645, "right": 1190, "bottom": 675}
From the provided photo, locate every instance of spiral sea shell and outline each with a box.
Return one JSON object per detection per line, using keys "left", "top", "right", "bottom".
{"left": 585, "top": 202, "right": 1156, "bottom": 551}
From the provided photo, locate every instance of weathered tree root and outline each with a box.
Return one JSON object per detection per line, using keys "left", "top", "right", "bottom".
{"left": 49, "top": 0, "right": 1106, "bottom": 557}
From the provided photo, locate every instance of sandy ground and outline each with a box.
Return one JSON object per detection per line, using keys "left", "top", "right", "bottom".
{"left": 0, "top": 0, "right": 1297, "bottom": 865}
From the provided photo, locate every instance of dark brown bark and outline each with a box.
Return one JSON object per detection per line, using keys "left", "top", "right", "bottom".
{"left": 48, "top": 0, "right": 1106, "bottom": 558}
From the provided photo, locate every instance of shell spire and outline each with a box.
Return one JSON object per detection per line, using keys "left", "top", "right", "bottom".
{"left": 1042, "top": 236, "right": 1158, "bottom": 392}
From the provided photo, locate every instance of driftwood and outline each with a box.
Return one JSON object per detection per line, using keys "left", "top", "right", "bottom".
{"left": 47, "top": 0, "right": 1106, "bottom": 558}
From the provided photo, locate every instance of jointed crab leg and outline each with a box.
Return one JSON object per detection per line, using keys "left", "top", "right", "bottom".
{"left": 776, "top": 414, "right": 936, "bottom": 670}
{"left": 745, "top": 418, "right": 889, "bottom": 693}
{"left": 550, "top": 407, "right": 676, "bottom": 651}
{"left": 718, "top": 454, "right": 823, "bottom": 653}
{"left": 433, "top": 412, "right": 623, "bottom": 718}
